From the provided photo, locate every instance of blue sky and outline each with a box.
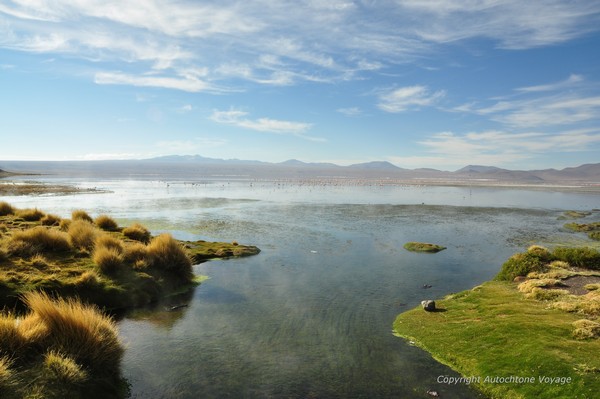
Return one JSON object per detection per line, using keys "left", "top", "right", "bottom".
{"left": 1, "top": 0, "right": 600, "bottom": 171}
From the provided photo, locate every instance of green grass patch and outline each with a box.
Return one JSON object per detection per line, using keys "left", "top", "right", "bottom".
{"left": 403, "top": 241, "right": 446, "bottom": 253}
{"left": 559, "top": 210, "right": 592, "bottom": 220}
{"left": 564, "top": 221, "right": 600, "bottom": 233}
{"left": 393, "top": 281, "right": 600, "bottom": 399}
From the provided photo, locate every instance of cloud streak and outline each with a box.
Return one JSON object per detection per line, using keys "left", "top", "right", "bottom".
{"left": 2, "top": 1, "right": 600, "bottom": 92}
{"left": 378, "top": 85, "right": 445, "bottom": 113}
{"left": 210, "top": 108, "right": 323, "bottom": 141}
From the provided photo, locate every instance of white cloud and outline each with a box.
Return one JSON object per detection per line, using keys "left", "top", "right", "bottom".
{"left": 210, "top": 108, "right": 324, "bottom": 141}
{"left": 378, "top": 85, "right": 445, "bottom": 113}
{"left": 406, "top": 128, "right": 600, "bottom": 168}
{"left": 337, "top": 107, "right": 362, "bottom": 116}
{"left": 516, "top": 74, "right": 583, "bottom": 93}
{"left": 3, "top": 0, "right": 598, "bottom": 92}
{"left": 94, "top": 71, "right": 214, "bottom": 93}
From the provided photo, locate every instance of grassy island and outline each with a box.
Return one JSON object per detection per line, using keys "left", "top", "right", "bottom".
{"left": 403, "top": 241, "right": 446, "bottom": 253}
{"left": 0, "top": 201, "right": 260, "bottom": 397}
{"left": 394, "top": 245, "right": 600, "bottom": 399}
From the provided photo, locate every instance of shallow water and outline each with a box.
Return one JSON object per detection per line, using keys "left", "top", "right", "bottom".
{"left": 3, "top": 178, "right": 599, "bottom": 398}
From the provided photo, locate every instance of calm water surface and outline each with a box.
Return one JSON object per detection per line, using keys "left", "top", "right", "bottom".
{"left": 4, "top": 178, "right": 599, "bottom": 398}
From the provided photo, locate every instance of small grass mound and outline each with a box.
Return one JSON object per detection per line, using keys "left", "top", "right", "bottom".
{"left": 589, "top": 231, "right": 600, "bottom": 241}
{"left": 94, "top": 215, "right": 118, "bottom": 231}
{"left": 518, "top": 278, "right": 563, "bottom": 293}
{"left": 8, "top": 226, "right": 71, "bottom": 256}
{"left": 0, "top": 292, "right": 125, "bottom": 397}
{"left": 573, "top": 319, "right": 600, "bottom": 340}
{"left": 403, "top": 242, "right": 446, "bottom": 253}
{"left": 68, "top": 220, "right": 98, "bottom": 251}
{"left": 561, "top": 210, "right": 592, "bottom": 219}
{"left": 122, "top": 223, "right": 151, "bottom": 244}
{"left": 496, "top": 252, "right": 545, "bottom": 281}
{"left": 16, "top": 208, "right": 45, "bottom": 221}
{"left": 0, "top": 202, "right": 15, "bottom": 216}
{"left": 564, "top": 221, "right": 600, "bottom": 232}
{"left": 585, "top": 283, "right": 600, "bottom": 291}
{"left": 44, "top": 350, "right": 88, "bottom": 384}
{"left": 40, "top": 213, "right": 61, "bottom": 226}
{"left": 23, "top": 291, "right": 123, "bottom": 371}
{"left": 93, "top": 247, "right": 124, "bottom": 275}
{"left": 553, "top": 247, "right": 600, "bottom": 269}
{"left": 147, "top": 233, "right": 192, "bottom": 280}
{"left": 71, "top": 210, "right": 93, "bottom": 223}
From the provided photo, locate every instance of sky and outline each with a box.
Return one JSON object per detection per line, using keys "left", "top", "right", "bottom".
{"left": 1, "top": 0, "right": 600, "bottom": 171}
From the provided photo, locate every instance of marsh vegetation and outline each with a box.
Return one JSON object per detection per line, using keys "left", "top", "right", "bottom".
{"left": 394, "top": 245, "right": 600, "bottom": 399}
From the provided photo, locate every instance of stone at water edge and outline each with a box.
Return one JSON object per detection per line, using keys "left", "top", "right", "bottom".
{"left": 421, "top": 300, "right": 436, "bottom": 311}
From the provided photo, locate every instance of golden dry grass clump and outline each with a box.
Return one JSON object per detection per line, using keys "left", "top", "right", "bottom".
{"left": 146, "top": 233, "right": 192, "bottom": 280}
{"left": 94, "top": 215, "right": 118, "bottom": 231}
{"left": 22, "top": 291, "right": 123, "bottom": 371}
{"left": 16, "top": 208, "right": 45, "bottom": 222}
{"left": 71, "top": 209, "right": 94, "bottom": 223}
{"left": 44, "top": 350, "right": 89, "bottom": 384}
{"left": 40, "top": 213, "right": 61, "bottom": 226}
{"left": 122, "top": 223, "right": 151, "bottom": 244}
{"left": 68, "top": 220, "right": 98, "bottom": 251}
{"left": 8, "top": 226, "right": 71, "bottom": 256}
{"left": 0, "top": 355, "right": 14, "bottom": 389}
{"left": 572, "top": 319, "right": 600, "bottom": 340}
{"left": 517, "top": 278, "right": 563, "bottom": 294}
{"left": 93, "top": 235, "right": 125, "bottom": 275}
{"left": 0, "top": 201, "right": 15, "bottom": 216}
{"left": 124, "top": 242, "right": 149, "bottom": 270}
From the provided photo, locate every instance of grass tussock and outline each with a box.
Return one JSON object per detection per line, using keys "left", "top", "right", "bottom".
{"left": 68, "top": 220, "right": 98, "bottom": 251}
{"left": 40, "top": 214, "right": 61, "bottom": 226}
{"left": 93, "top": 235, "right": 125, "bottom": 274}
{"left": 553, "top": 247, "right": 600, "bottom": 269}
{"left": 552, "top": 291, "right": 600, "bottom": 317}
{"left": 95, "top": 234, "right": 124, "bottom": 253}
{"left": 8, "top": 227, "right": 71, "bottom": 256}
{"left": 124, "top": 242, "right": 148, "bottom": 270}
{"left": 122, "top": 223, "right": 151, "bottom": 244}
{"left": 58, "top": 218, "right": 71, "bottom": 231}
{"left": 0, "top": 355, "right": 15, "bottom": 389}
{"left": 30, "top": 254, "right": 49, "bottom": 269}
{"left": 527, "top": 287, "right": 570, "bottom": 301}
{"left": 573, "top": 319, "right": 600, "bottom": 340}
{"left": 44, "top": 350, "right": 88, "bottom": 384}
{"left": 15, "top": 208, "right": 45, "bottom": 222}
{"left": 146, "top": 233, "right": 192, "bottom": 279}
{"left": 74, "top": 271, "right": 101, "bottom": 287}
{"left": 23, "top": 291, "right": 122, "bottom": 371}
{"left": 585, "top": 283, "right": 600, "bottom": 291}
{"left": 93, "top": 247, "right": 124, "bottom": 275}
{"left": 497, "top": 246, "right": 600, "bottom": 281}
{"left": 0, "top": 201, "right": 15, "bottom": 216}
{"left": 518, "top": 278, "right": 563, "bottom": 293}
{"left": 94, "top": 215, "right": 118, "bottom": 231}
{"left": 527, "top": 244, "right": 552, "bottom": 260}
{"left": 71, "top": 210, "right": 93, "bottom": 223}
{"left": 589, "top": 231, "right": 600, "bottom": 241}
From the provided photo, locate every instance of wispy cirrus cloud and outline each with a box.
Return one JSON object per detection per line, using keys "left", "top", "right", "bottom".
{"left": 210, "top": 108, "right": 323, "bottom": 141}
{"left": 454, "top": 75, "right": 600, "bottom": 128}
{"left": 2, "top": 1, "right": 599, "bottom": 92}
{"left": 397, "top": 128, "right": 600, "bottom": 169}
{"left": 378, "top": 85, "right": 445, "bottom": 113}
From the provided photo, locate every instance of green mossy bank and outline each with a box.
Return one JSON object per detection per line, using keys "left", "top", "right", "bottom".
{"left": 393, "top": 246, "right": 600, "bottom": 399}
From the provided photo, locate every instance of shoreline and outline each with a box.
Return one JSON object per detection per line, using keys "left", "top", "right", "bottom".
{"left": 393, "top": 246, "right": 600, "bottom": 399}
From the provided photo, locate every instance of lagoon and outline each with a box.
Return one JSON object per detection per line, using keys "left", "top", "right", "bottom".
{"left": 3, "top": 177, "right": 599, "bottom": 398}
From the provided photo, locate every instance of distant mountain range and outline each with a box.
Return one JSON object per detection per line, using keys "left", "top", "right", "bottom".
{"left": 0, "top": 156, "right": 599, "bottom": 185}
